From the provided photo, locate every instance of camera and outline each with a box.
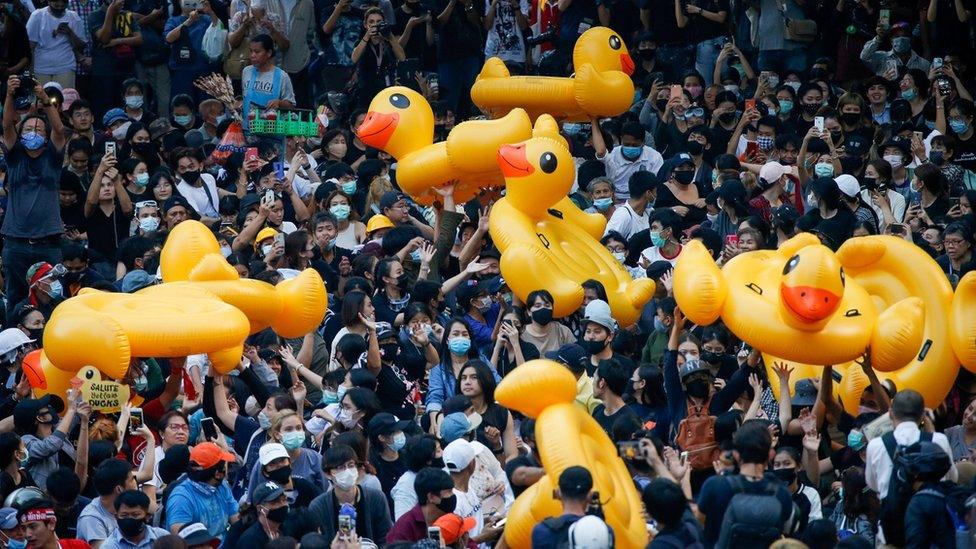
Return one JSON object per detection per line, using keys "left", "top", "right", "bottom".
{"left": 18, "top": 71, "right": 36, "bottom": 91}
{"left": 525, "top": 24, "right": 557, "bottom": 47}
{"left": 376, "top": 21, "right": 392, "bottom": 37}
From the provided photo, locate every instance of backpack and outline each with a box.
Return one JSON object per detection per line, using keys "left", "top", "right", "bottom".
{"left": 879, "top": 431, "right": 933, "bottom": 546}
{"left": 651, "top": 521, "right": 705, "bottom": 549}
{"left": 540, "top": 515, "right": 579, "bottom": 549}
{"left": 716, "top": 475, "right": 790, "bottom": 549}
{"left": 912, "top": 483, "right": 972, "bottom": 549}
{"left": 675, "top": 401, "right": 719, "bottom": 471}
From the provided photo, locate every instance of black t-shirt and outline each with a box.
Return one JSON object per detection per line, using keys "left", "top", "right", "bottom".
{"left": 924, "top": 196, "right": 953, "bottom": 225}
{"left": 0, "top": 19, "right": 31, "bottom": 73}
{"left": 591, "top": 403, "right": 640, "bottom": 438}
{"left": 504, "top": 453, "right": 541, "bottom": 498}
{"left": 434, "top": 0, "right": 483, "bottom": 60}
{"left": 697, "top": 473, "right": 795, "bottom": 545}
{"left": 474, "top": 402, "right": 512, "bottom": 452}
{"left": 84, "top": 203, "right": 134, "bottom": 261}
{"left": 799, "top": 208, "right": 857, "bottom": 250}
{"left": 88, "top": 9, "right": 141, "bottom": 75}
{"left": 688, "top": 0, "right": 729, "bottom": 40}
{"left": 237, "top": 520, "right": 271, "bottom": 548}
{"left": 376, "top": 362, "right": 412, "bottom": 419}
{"left": 0, "top": 468, "right": 35, "bottom": 503}
{"left": 646, "top": 0, "right": 685, "bottom": 44}
{"left": 370, "top": 452, "right": 407, "bottom": 497}
{"left": 654, "top": 182, "right": 709, "bottom": 231}
{"left": 393, "top": 5, "right": 430, "bottom": 60}
{"left": 952, "top": 133, "right": 976, "bottom": 173}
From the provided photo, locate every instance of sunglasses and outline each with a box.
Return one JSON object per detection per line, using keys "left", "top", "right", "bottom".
{"left": 135, "top": 200, "right": 158, "bottom": 209}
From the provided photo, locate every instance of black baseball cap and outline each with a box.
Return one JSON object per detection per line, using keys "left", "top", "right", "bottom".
{"left": 558, "top": 466, "right": 593, "bottom": 499}
{"left": 367, "top": 412, "right": 411, "bottom": 437}
{"left": 545, "top": 344, "right": 587, "bottom": 375}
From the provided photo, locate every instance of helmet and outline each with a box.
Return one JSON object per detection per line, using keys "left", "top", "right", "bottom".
{"left": 4, "top": 486, "right": 45, "bottom": 509}
{"left": 568, "top": 515, "right": 614, "bottom": 549}
{"left": 898, "top": 441, "right": 952, "bottom": 483}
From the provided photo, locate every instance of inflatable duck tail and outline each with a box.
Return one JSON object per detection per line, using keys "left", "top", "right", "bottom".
{"left": 271, "top": 269, "right": 329, "bottom": 339}
{"left": 573, "top": 63, "right": 635, "bottom": 118}
{"left": 951, "top": 272, "right": 976, "bottom": 372}
{"left": 626, "top": 278, "right": 656, "bottom": 310}
{"left": 477, "top": 57, "right": 510, "bottom": 80}
{"left": 673, "top": 240, "right": 727, "bottom": 325}
{"left": 495, "top": 359, "right": 578, "bottom": 418}
{"left": 870, "top": 297, "right": 925, "bottom": 372}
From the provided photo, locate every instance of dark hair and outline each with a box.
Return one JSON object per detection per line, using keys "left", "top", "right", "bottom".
{"left": 157, "top": 410, "right": 189, "bottom": 432}
{"left": 335, "top": 333, "right": 368, "bottom": 368}
{"left": 342, "top": 388, "right": 382, "bottom": 425}
{"left": 700, "top": 326, "right": 730, "bottom": 350}
{"left": 595, "top": 358, "right": 631, "bottom": 397}
{"left": 525, "top": 289, "right": 554, "bottom": 309}
{"left": 403, "top": 435, "right": 439, "bottom": 472}
{"left": 914, "top": 162, "right": 947, "bottom": 196}
{"left": 650, "top": 208, "right": 682, "bottom": 235}
{"left": 116, "top": 236, "right": 155, "bottom": 272}
{"left": 802, "top": 519, "right": 839, "bottom": 549}
{"left": 733, "top": 420, "right": 773, "bottom": 464}
{"left": 114, "top": 489, "right": 150, "bottom": 511}
{"left": 0, "top": 432, "right": 21, "bottom": 469}
{"left": 414, "top": 467, "right": 453, "bottom": 504}
{"left": 628, "top": 171, "right": 656, "bottom": 198}
{"left": 269, "top": 390, "right": 299, "bottom": 414}
{"left": 890, "top": 389, "right": 924, "bottom": 422}
{"left": 634, "top": 365, "right": 666, "bottom": 406}
{"left": 93, "top": 458, "right": 133, "bottom": 496}
{"left": 841, "top": 466, "right": 879, "bottom": 521}
{"left": 341, "top": 291, "right": 370, "bottom": 328}
{"left": 642, "top": 478, "right": 687, "bottom": 528}
{"left": 46, "top": 467, "right": 82, "bottom": 503}
{"left": 808, "top": 176, "right": 842, "bottom": 210}
{"left": 323, "top": 444, "right": 358, "bottom": 471}
{"left": 149, "top": 535, "right": 187, "bottom": 549}
{"left": 250, "top": 33, "right": 276, "bottom": 55}
{"left": 519, "top": 418, "right": 536, "bottom": 441}
{"left": 455, "top": 360, "right": 497, "bottom": 404}
{"left": 620, "top": 121, "right": 644, "bottom": 141}
{"left": 170, "top": 146, "right": 205, "bottom": 166}
{"left": 581, "top": 279, "right": 608, "bottom": 302}
{"left": 439, "top": 317, "right": 479, "bottom": 362}
{"left": 349, "top": 368, "right": 377, "bottom": 390}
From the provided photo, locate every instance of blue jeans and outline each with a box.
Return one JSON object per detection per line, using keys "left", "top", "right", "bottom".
{"left": 438, "top": 55, "right": 482, "bottom": 118}
{"left": 695, "top": 36, "right": 727, "bottom": 85}
{"left": 2, "top": 237, "right": 62, "bottom": 312}
{"left": 757, "top": 49, "right": 807, "bottom": 73}
{"left": 655, "top": 44, "right": 695, "bottom": 83}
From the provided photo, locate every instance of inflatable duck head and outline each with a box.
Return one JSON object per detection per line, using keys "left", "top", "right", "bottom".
{"left": 496, "top": 116, "right": 574, "bottom": 217}
{"left": 573, "top": 27, "right": 635, "bottom": 76}
{"left": 357, "top": 87, "right": 433, "bottom": 159}
{"left": 778, "top": 243, "right": 846, "bottom": 329}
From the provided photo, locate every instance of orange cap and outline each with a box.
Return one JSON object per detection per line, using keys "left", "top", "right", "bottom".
{"left": 433, "top": 513, "right": 476, "bottom": 544}
{"left": 189, "top": 442, "right": 236, "bottom": 468}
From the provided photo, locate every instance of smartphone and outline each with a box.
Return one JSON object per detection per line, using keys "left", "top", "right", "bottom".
{"left": 273, "top": 161, "right": 284, "bottom": 180}
{"left": 494, "top": 517, "right": 507, "bottom": 528}
{"left": 879, "top": 8, "right": 890, "bottom": 29}
{"left": 745, "top": 141, "right": 759, "bottom": 158}
{"left": 889, "top": 223, "right": 908, "bottom": 236}
{"left": 245, "top": 147, "right": 259, "bottom": 164}
{"left": 427, "top": 527, "right": 441, "bottom": 543}
{"left": 814, "top": 116, "right": 825, "bottom": 132}
{"left": 105, "top": 141, "right": 116, "bottom": 156}
{"left": 744, "top": 98, "right": 756, "bottom": 111}
{"left": 616, "top": 441, "right": 641, "bottom": 460}
{"left": 680, "top": 451, "right": 689, "bottom": 463}
{"left": 914, "top": 131, "right": 923, "bottom": 142}
{"left": 201, "top": 417, "right": 218, "bottom": 441}
{"left": 274, "top": 232, "right": 285, "bottom": 248}
{"left": 129, "top": 408, "right": 143, "bottom": 434}
{"left": 726, "top": 234, "right": 740, "bottom": 247}
{"left": 933, "top": 57, "right": 944, "bottom": 70}
{"left": 669, "top": 84, "right": 683, "bottom": 100}
{"left": 262, "top": 188, "right": 275, "bottom": 209}
{"left": 338, "top": 514, "right": 353, "bottom": 534}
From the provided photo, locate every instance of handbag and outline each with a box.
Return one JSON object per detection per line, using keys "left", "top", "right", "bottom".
{"left": 223, "top": 38, "right": 250, "bottom": 79}
{"left": 784, "top": 17, "right": 817, "bottom": 42}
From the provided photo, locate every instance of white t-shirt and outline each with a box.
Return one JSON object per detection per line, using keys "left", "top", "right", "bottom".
{"left": 177, "top": 173, "right": 221, "bottom": 218}
{"left": 26, "top": 7, "right": 85, "bottom": 74}
{"left": 604, "top": 201, "right": 651, "bottom": 240}
{"left": 483, "top": 0, "right": 530, "bottom": 63}
{"left": 640, "top": 244, "right": 682, "bottom": 266}
{"left": 597, "top": 146, "right": 664, "bottom": 200}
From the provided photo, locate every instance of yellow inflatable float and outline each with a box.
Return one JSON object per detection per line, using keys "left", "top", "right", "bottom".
{"left": 471, "top": 26, "right": 635, "bottom": 122}
{"left": 153, "top": 220, "right": 328, "bottom": 338}
{"left": 950, "top": 272, "right": 976, "bottom": 373}
{"left": 495, "top": 360, "right": 647, "bottom": 549}
{"left": 44, "top": 289, "right": 251, "bottom": 378}
{"left": 356, "top": 87, "right": 533, "bottom": 205}
{"left": 488, "top": 116, "right": 654, "bottom": 327}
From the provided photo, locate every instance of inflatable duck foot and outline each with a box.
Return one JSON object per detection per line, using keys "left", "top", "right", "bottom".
{"left": 673, "top": 240, "right": 727, "bottom": 326}
{"left": 626, "top": 278, "right": 656, "bottom": 309}
{"left": 870, "top": 297, "right": 925, "bottom": 372}
{"left": 477, "top": 57, "right": 510, "bottom": 80}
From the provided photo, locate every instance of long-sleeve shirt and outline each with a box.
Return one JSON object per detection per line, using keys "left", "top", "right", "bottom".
{"left": 859, "top": 37, "right": 931, "bottom": 75}
{"left": 662, "top": 350, "right": 751, "bottom": 442}
{"left": 23, "top": 430, "right": 76, "bottom": 489}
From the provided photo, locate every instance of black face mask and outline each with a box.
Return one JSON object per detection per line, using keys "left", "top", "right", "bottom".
{"left": 700, "top": 350, "right": 724, "bottom": 364}
{"left": 131, "top": 142, "right": 156, "bottom": 157}
{"left": 181, "top": 170, "right": 201, "bottom": 184}
{"left": 531, "top": 308, "right": 553, "bottom": 326}
{"left": 840, "top": 112, "right": 861, "bottom": 126}
{"left": 581, "top": 338, "right": 607, "bottom": 355}
{"left": 673, "top": 170, "right": 695, "bottom": 185}
{"left": 637, "top": 48, "right": 655, "bottom": 61}
{"left": 861, "top": 176, "right": 877, "bottom": 190}
{"left": 381, "top": 344, "right": 399, "bottom": 361}
{"left": 435, "top": 494, "right": 457, "bottom": 513}
{"left": 430, "top": 456, "right": 445, "bottom": 469}
{"left": 830, "top": 130, "right": 843, "bottom": 143}
{"left": 801, "top": 103, "right": 820, "bottom": 115}
{"left": 684, "top": 379, "right": 710, "bottom": 399}
{"left": 773, "top": 467, "right": 797, "bottom": 485}
{"left": 265, "top": 505, "right": 290, "bottom": 523}
{"left": 27, "top": 328, "right": 44, "bottom": 342}
{"left": 265, "top": 466, "right": 292, "bottom": 485}
{"left": 188, "top": 464, "right": 221, "bottom": 483}
{"left": 117, "top": 517, "right": 146, "bottom": 538}
{"left": 395, "top": 274, "right": 410, "bottom": 290}
{"left": 686, "top": 141, "right": 705, "bottom": 156}
{"left": 655, "top": 99, "right": 668, "bottom": 112}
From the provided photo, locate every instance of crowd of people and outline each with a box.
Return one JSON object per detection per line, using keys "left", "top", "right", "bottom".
{"left": 0, "top": 0, "right": 974, "bottom": 545}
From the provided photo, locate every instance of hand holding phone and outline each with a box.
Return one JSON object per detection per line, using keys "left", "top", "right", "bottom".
{"left": 261, "top": 189, "right": 275, "bottom": 209}
{"left": 129, "top": 408, "right": 143, "bottom": 434}
{"left": 814, "top": 116, "right": 825, "bottom": 132}
{"left": 201, "top": 417, "right": 218, "bottom": 441}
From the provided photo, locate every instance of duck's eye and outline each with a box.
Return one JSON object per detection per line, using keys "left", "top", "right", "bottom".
{"left": 609, "top": 35, "right": 621, "bottom": 50}
{"left": 389, "top": 93, "right": 410, "bottom": 109}
{"left": 85, "top": 369, "right": 95, "bottom": 380}
{"left": 540, "top": 152, "right": 557, "bottom": 173}
{"left": 783, "top": 255, "right": 800, "bottom": 275}
{"left": 840, "top": 267, "right": 845, "bottom": 286}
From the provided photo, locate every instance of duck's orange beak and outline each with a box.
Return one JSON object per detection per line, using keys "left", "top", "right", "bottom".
{"left": 498, "top": 144, "right": 534, "bottom": 178}
{"left": 357, "top": 111, "right": 399, "bottom": 149}
{"left": 620, "top": 53, "right": 635, "bottom": 75}
{"left": 780, "top": 284, "right": 841, "bottom": 322}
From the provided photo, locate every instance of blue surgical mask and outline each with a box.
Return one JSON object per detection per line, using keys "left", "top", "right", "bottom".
{"left": 621, "top": 145, "right": 642, "bottom": 160}
{"left": 593, "top": 197, "right": 613, "bottom": 211}
{"left": 341, "top": 181, "right": 357, "bottom": 195}
{"left": 650, "top": 230, "right": 666, "bottom": 248}
{"left": 133, "top": 374, "right": 148, "bottom": 392}
{"left": 814, "top": 163, "right": 834, "bottom": 178}
{"left": 135, "top": 172, "right": 150, "bottom": 187}
{"left": 45, "top": 281, "right": 63, "bottom": 299}
{"left": 950, "top": 119, "right": 970, "bottom": 134}
{"left": 779, "top": 99, "right": 793, "bottom": 115}
{"left": 5, "top": 537, "right": 26, "bottom": 549}
{"left": 448, "top": 336, "right": 471, "bottom": 355}
{"left": 653, "top": 317, "right": 668, "bottom": 333}
{"left": 330, "top": 204, "right": 351, "bottom": 220}
{"left": 174, "top": 115, "right": 192, "bottom": 127}
{"left": 324, "top": 238, "right": 337, "bottom": 250}
{"left": 20, "top": 131, "right": 45, "bottom": 150}
{"left": 410, "top": 249, "right": 422, "bottom": 263}
{"left": 281, "top": 430, "right": 306, "bottom": 450}
{"left": 929, "top": 151, "right": 945, "bottom": 165}
{"left": 389, "top": 432, "right": 406, "bottom": 451}
{"left": 125, "top": 95, "right": 144, "bottom": 109}
{"left": 892, "top": 37, "right": 911, "bottom": 54}
{"left": 18, "top": 448, "right": 29, "bottom": 468}
{"left": 847, "top": 430, "right": 866, "bottom": 451}
{"left": 321, "top": 390, "right": 339, "bottom": 405}
{"left": 901, "top": 88, "right": 917, "bottom": 101}
{"left": 336, "top": 384, "right": 348, "bottom": 402}
{"left": 258, "top": 410, "right": 272, "bottom": 430}
{"left": 139, "top": 216, "right": 160, "bottom": 232}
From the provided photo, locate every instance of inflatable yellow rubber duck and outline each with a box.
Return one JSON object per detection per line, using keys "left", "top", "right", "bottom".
{"left": 356, "top": 86, "right": 533, "bottom": 205}
{"left": 150, "top": 220, "right": 328, "bottom": 339}
{"left": 471, "top": 26, "right": 635, "bottom": 122}
{"left": 674, "top": 233, "right": 925, "bottom": 369}
{"left": 494, "top": 360, "right": 647, "bottom": 549}
{"left": 950, "top": 272, "right": 976, "bottom": 373}
{"left": 488, "top": 116, "right": 654, "bottom": 326}
{"left": 754, "top": 235, "right": 956, "bottom": 414}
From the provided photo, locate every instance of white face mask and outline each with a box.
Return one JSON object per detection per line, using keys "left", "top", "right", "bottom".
{"left": 332, "top": 467, "right": 358, "bottom": 491}
{"left": 706, "top": 212, "right": 719, "bottom": 223}
{"left": 261, "top": 244, "right": 273, "bottom": 256}
{"left": 112, "top": 121, "right": 131, "bottom": 141}
{"left": 883, "top": 154, "right": 903, "bottom": 170}
{"left": 337, "top": 409, "right": 359, "bottom": 429}
{"left": 611, "top": 251, "right": 626, "bottom": 263}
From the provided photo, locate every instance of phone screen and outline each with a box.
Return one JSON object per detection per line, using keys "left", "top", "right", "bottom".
{"left": 201, "top": 417, "right": 218, "bottom": 441}
{"left": 129, "top": 409, "right": 143, "bottom": 433}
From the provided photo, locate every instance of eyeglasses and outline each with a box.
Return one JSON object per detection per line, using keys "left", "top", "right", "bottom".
{"left": 686, "top": 107, "right": 705, "bottom": 118}
{"left": 166, "top": 423, "right": 189, "bottom": 431}
{"left": 135, "top": 200, "right": 158, "bottom": 209}
{"left": 944, "top": 238, "right": 966, "bottom": 246}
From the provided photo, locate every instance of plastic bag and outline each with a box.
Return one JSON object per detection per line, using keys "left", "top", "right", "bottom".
{"left": 211, "top": 121, "right": 246, "bottom": 165}
{"left": 201, "top": 22, "right": 228, "bottom": 62}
